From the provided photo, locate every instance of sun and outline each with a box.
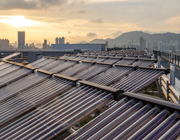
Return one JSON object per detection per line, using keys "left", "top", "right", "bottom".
{"left": 0, "top": 15, "right": 39, "bottom": 28}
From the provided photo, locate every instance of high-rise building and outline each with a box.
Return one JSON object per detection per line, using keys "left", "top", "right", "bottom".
{"left": 55, "top": 38, "right": 59, "bottom": 44}
{"left": 62, "top": 37, "right": 65, "bottom": 44}
{"left": 140, "top": 37, "right": 146, "bottom": 49}
{"left": 43, "top": 39, "right": 47, "bottom": 49}
{"left": 55, "top": 37, "right": 65, "bottom": 45}
{"left": 0, "top": 39, "right": 9, "bottom": 50}
{"left": 59, "top": 37, "right": 62, "bottom": 44}
{"left": 18, "top": 31, "right": 25, "bottom": 49}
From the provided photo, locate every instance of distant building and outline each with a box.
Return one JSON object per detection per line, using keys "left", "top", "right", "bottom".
{"left": 18, "top": 31, "right": 25, "bottom": 49}
{"left": 25, "top": 43, "right": 29, "bottom": 49}
{"left": 59, "top": 37, "right": 62, "bottom": 44}
{"left": 62, "top": 37, "right": 65, "bottom": 44}
{"left": 158, "top": 41, "right": 163, "bottom": 51}
{"left": 43, "top": 39, "right": 47, "bottom": 49}
{"left": 52, "top": 44, "right": 107, "bottom": 51}
{"left": 55, "top": 37, "right": 65, "bottom": 45}
{"left": 55, "top": 38, "right": 59, "bottom": 44}
{"left": 140, "top": 37, "right": 146, "bottom": 49}
{"left": 0, "top": 39, "right": 9, "bottom": 50}
{"left": 105, "top": 41, "right": 108, "bottom": 50}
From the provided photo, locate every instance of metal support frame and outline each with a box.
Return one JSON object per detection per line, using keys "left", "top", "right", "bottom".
{"left": 157, "top": 56, "right": 161, "bottom": 68}
{"left": 170, "top": 63, "right": 175, "bottom": 86}
{"left": 156, "top": 79, "right": 162, "bottom": 98}
{"left": 166, "top": 81, "right": 170, "bottom": 101}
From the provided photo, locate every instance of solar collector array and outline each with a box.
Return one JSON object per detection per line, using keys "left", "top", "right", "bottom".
{"left": 59, "top": 62, "right": 92, "bottom": 76}
{"left": 112, "top": 68, "right": 165, "bottom": 92}
{"left": 48, "top": 61, "right": 77, "bottom": 73}
{"left": 66, "top": 97, "right": 180, "bottom": 140}
{"left": 89, "top": 66, "right": 134, "bottom": 86}
{"left": 0, "top": 72, "right": 49, "bottom": 103}
{"left": 133, "top": 60, "right": 154, "bottom": 67}
{"left": 116, "top": 59, "right": 136, "bottom": 65}
{"left": 74, "top": 64, "right": 110, "bottom": 80}
{"left": 0, "top": 52, "right": 173, "bottom": 139}
{"left": 39, "top": 59, "right": 66, "bottom": 71}
{"left": 81, "top": 57, "right": 96, "bottom": 62}
{"left": 102, "top": 58, "right": 121, "bottom": 64}
{"left": 72, "top": 56, "right": 86, "bottom": 61}
{"left": 28, "top": 57, "right": 48, "bottom": 67}
{"left": 32, "top": 58, "right": 56, "bottom": 68}
{"left": 0, "top": 62, "right": 12, "bottom": 71}
{"left": 0, "top": 77, "right": 74, "bottom": 126}
{"left": 91, "top": 57, "right": 107, "bottom": 63}
{"left": 0, "top": 85, "right": 113, "bottom": 140}
{"left": 0, "top": 65, "right": 20, "bottom": 77}
{"left": 0, "top": 68, "right": 32, "bottom": 88}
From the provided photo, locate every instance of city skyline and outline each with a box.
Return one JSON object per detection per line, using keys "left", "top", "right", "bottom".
{"left": 0, "top": 0, "right": 180, "bottom": 44}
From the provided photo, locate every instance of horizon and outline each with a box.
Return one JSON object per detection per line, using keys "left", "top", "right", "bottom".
{"left": 0, "top": 0, "right": 180, "bottom": 44}
{"left": 3, "top": 30, "right": 180, "bottom": 46}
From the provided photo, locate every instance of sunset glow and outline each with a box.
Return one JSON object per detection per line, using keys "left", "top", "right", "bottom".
{"left": 0, "top": 16, "right": 39, "bottom": 28}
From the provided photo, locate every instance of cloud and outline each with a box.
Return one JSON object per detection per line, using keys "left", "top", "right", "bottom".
{"left": 0, "top": 0, "right": 66, "bottom": 10}
{"left": 89, "top": 18, "right": 103, "bottom": 24}
{"left": 71, "top": 0, "right": 85, "bottom": 5}
{"left": 87, "top": 32, "right": 97, "bottom": 37}
{"left": 143, "top": 30, "right": 153, "bottom": 34}
{"left": 77, "top": 10, "right": 86, "bottom": 14}
{"left": 74, "top": 24, "right": 81, "bottom": 27}
{"left": 112, "top": 31, "right": 122, "bottom": 37}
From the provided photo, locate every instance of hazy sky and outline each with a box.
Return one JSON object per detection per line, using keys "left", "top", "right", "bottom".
{"left": 0, "top": 0, "right": 180, "bottom": 44}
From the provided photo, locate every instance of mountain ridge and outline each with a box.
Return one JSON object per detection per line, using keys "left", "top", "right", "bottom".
{"left": 89, "top": 31, "right": 180, "bottom": 47}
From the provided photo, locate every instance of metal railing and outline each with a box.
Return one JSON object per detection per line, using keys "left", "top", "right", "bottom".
{"left": 153, "top": 50, "right": 180, "bottom": 67}
{"left": 154, "top": 63, "right": 180, "bottom": 104}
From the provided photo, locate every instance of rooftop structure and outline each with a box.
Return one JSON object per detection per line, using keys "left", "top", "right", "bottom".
{"left": 52, "top": 44, "right": 107, "bottom": 51}
{"left": 0, "top": 50, "right": 179, "bottom": 140}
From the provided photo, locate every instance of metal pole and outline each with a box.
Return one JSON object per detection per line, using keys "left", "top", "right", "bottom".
{"left": 170, "top": 63, "right": 175, "bottom": 86}
{"left": 167, "top": 81, "right": 169, "bottom": 101}
{"left": 157, "top": 56, "right": 161, "bottom": 68}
